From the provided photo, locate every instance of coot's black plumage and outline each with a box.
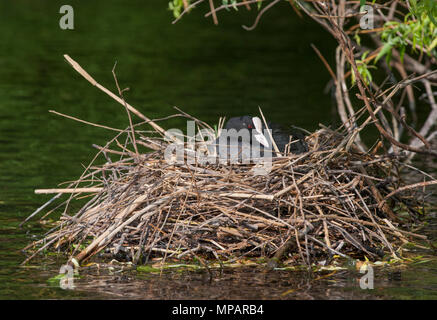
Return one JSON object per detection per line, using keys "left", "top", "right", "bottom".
{"left": 222, "top": 116, "right": 308, "bottom": 155}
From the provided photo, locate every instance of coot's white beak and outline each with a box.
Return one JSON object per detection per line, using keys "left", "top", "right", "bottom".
{"left": 252, "top": 116, "right": 270, "bottom": 148}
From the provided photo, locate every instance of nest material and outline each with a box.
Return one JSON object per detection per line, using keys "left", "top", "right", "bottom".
{"left": 24, "top": 115, "right": 428, "bottom": 267}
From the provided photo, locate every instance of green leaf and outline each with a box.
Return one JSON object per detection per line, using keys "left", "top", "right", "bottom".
{"left": 429, "top": 36, "right": 437, "bottom": 51}
{"left": 375, "top": 42, "right": 392, "bottom": 62}
{"left": 400, "top": 45, "right": 406, "bottom": 63}
{"left": 409, "top": 0, "right": 418, "bottom": 15}
{"left": 231, "top": 0, "right": 238, "bottom": 11}
{"left": 223, "top": 0, "right": 231, "bottom": 11}
{"left": 354, "top": 32, "right": 361, "bottom": 46}
{"left": 428, "top": 10, "right": 437, "bottom": 27}
{"left": 385, "top": 49, "right": 393, "bottom": 66}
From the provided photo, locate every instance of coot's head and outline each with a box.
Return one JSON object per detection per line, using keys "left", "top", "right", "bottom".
{"left": 223, "top": 116, "right": 270, "bottom": 148}
{"left": 224, "top": 116, "right": 256, "bottom": 131}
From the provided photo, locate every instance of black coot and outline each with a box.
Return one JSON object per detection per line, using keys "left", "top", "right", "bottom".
{"left": 221, "top": 116, "right": 308, "bottom": 154}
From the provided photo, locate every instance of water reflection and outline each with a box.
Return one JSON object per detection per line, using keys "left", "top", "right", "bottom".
{"left": 70, "top": 266, "right": 378, "bottom": 300}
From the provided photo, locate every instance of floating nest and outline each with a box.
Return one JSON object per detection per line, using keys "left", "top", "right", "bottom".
{"left": 22, "top": 56, "right": 432, "bottom": 268}
{"left": 23, "top": 112, "right": 430, "bottom": 268}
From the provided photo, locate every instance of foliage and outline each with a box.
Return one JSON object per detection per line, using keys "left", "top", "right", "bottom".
{"left": 168, "top": 0, "right": 189, "bottom": 18}
{"left": 351, "top": 51, "right": 375, "bottom": 86}
{"left": 408, "top": 0, "right": 437, "bottom": 26}
{"left": 351, "top": 0, "right": 437, "bottom": 85}
{"left": 376, "top": 1, "right": 437, "bottom": 65}
{"left": 223, "top": 0, "right": 240, "bottom": 11}
{"left": 168, "top": 0, "right": 264, "bottom": 18}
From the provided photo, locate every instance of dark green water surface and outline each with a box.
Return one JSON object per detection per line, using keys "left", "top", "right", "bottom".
{"left": 0, "top": 0, "right": 436, "bottom": 299}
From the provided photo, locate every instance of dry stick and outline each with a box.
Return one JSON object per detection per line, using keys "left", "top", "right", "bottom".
{"left": 75, "top": 192, "right": 178, "bottom": 264}
{"left": 372, "top": 77, "right": 430, "bottom": 149}
{"left": 35, "top": 188, "right": 103, "bottom": 194}
{"left": 393, "top": 62, "right": 417, "bottom": 125}
{"left": 295, "top": 0, "right": 337, "bottom": 38}
{"left": 409, "top": 79, "right": 437, "bottom": 155}
{"left": 288, "top": 0, "right": 302, "bottom": 18}
{"left": 161, "top": 188, "right": 192, "bottom": 271}
{"left": 335, "top": 47, "right": 351, "bottom": 130}
{"left": 266, "top": 223, "right": 314, "bottom": 270}
{"left": 51, "top": 109, "right": 166, "bottom": 150}
{"left": 292, "top": 165, "right": 311, "bottom": 266}
{"left": 242, "top": 0, "right": 281, "bottom": 31}
{"left": 383, "top": 218, "right": 408, "bottom": 243}
{"left": 173, "top": 106, "right": 215, "bottom": 133}
{"left": 22, "top": 227, "right": 66, "bottom": 251}
{"left": 115, "top": 139, "right": 136, "bottom": 158}
{"left": 39, "top": 197, "right": 78, "bottom": 221}
{"left": 19, "top": 193, "right": 62, "bottom": 227}
{"left": 135, "top": 140, "right": 162, "bottom": 152}
{"left": 112, "top": 62, "right": 139, "bottom": 158}
{"left": 208, "top": 0, "right": 218, "bottom": 25}
{"left": 65, "top": 206, "right": 112, "bottom": 259}
{"left": 218, "top": 192, "right": 274, "bottom": 201}
{"left": 374, "top": 70, "right": 437, "bottom": 103}
{"left": 369, "top": 81, "right": 400, "bottom": 146}
{"left": 93, "top": 144, "right": 134, "bottom": 155}
{"left": 339, "top": 52, "right": 364, "bottom": 150}
{"left": 306, "top": 2, "right": 436, "bottom": 157}
{"left": 214, "top": 205, "right": 284, "bottom": 227}
{"left": 357, "top": 164, "right": 399, "bottom": 222}
{"left": 244, "top": 202, "right": 424, "bottom": 238}
{"left": 37, "top": 74, "right": 179, "bottom": 224}
{"left": 316, "top": 205, "right": 331, "bottom": 249}
{"left": 310, "top": 11, "right": 366, "bottom": 19}
{"left": 383, "top": 180, "right": 437, "bottom": 203}
{"left": 21, "top": 234, "right": 64, "bottom": 265}
{"left": 332, "top": 26, "right": 437, "bottom": 157}
{"left": 205, "top": 0, "right": 263, "bottom": 18}
{"left": 274, "top": 170, "right": 314, "bottom": 198}
{"left": 63, "top": 55, "right": 175, "bottom": 142}
{"left": 49, "top": 110, "right": 123, "bottom": 132}
{"left": 23, "top": 127, "right": 130, "bottom": 226}
{"left": 173, "top": 0, "right": 205, "bottom": 24}
{"left": 354, "top": 190, "right": 397, "bottom": 257}
{"left": 257, "top": 106, "right": 281, "bottom": 156}
{"left": 311, "top": 43, "right": 337, "bottom": 85}
{"left": 227, "top": 198, "right": 293, "bottom": 228}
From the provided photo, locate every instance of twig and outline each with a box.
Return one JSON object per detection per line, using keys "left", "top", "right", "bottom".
{"left": 242, "top": 0, "right": 281, "bottom": 31}
{"left": 35, "top": 188, "right": 103, "bottom": 194}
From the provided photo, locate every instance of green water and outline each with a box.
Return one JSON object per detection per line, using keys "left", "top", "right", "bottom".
{"left": 0, "top": 0, "right": 436, "bottom": 299}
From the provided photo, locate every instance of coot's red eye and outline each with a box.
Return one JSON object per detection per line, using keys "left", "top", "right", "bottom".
{"left": 247, "top": 124, "right": 253, "bottom": 129}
